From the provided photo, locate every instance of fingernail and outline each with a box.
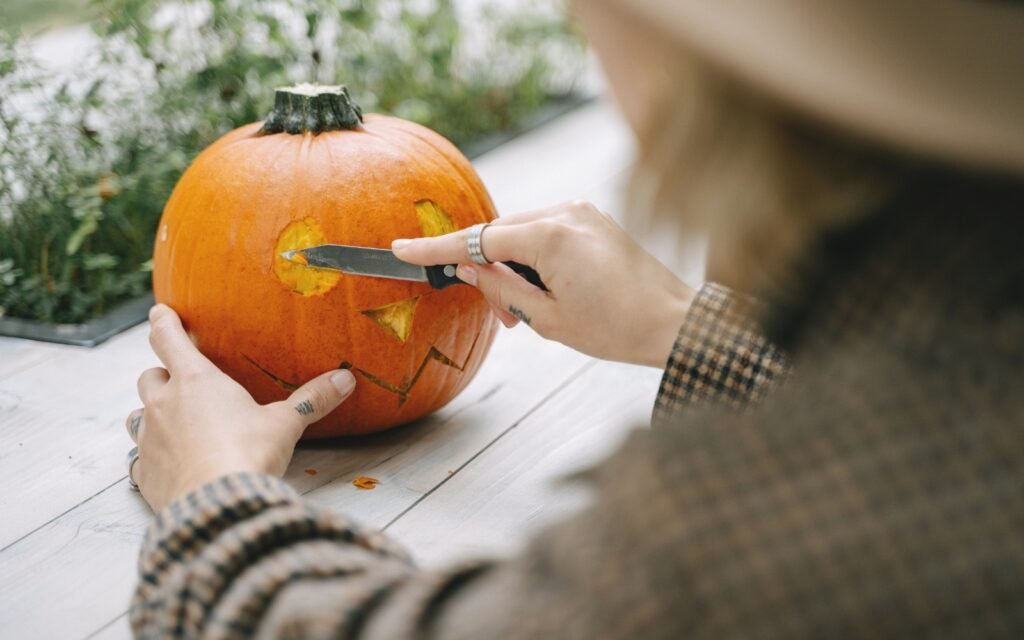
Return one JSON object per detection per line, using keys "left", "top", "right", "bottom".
{"left": 148, "top": 304, "right": 166, "bottom": 322}
{"left": 457, "top": 265, "right": 477, "bottom": 286}
{"left": 391, "top": 239, "right": 412, "bottom": 251}
{"left": 331, "top": 370, "right": 356, "bottom": 394}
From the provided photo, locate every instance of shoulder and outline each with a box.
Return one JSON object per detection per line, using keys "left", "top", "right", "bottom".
{"left": 640, "top": 339, "right": 1024, "bottom": 636}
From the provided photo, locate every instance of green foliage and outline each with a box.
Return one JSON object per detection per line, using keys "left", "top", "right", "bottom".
{"left": 0, "top": 0, "right": 582, "bottom": 324}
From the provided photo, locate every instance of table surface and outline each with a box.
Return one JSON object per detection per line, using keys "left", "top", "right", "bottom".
{"left": 0, "top": 99, "right": 705, "bottom": 639}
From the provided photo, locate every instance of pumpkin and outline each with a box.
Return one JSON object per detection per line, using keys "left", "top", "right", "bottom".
{"left": 152, "top": 84, "right": 499, "bottom": 438}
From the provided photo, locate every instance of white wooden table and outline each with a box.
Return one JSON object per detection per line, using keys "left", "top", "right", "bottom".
{"left": 0, "top": 99, "right": 704, "bottom": 639}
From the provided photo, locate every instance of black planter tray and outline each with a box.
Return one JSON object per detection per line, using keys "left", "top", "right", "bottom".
{"left": 0, "top": 93, "right": 596, "bottom": 348}
{"left": 0, "top": 293, "right": 155, "bottom": 347}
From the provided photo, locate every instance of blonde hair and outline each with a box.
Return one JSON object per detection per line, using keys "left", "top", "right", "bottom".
{"left": 626, "top": 51, "right": 913, "bottom": 296}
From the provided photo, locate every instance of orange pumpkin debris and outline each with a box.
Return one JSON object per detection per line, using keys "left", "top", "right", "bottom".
{"left": 352, "top": 476, "right": 380, "bottom": 490}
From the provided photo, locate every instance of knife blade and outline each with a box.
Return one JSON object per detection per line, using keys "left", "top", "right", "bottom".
{"left": 280, "top": 244, "right": 547, "bottom": 291}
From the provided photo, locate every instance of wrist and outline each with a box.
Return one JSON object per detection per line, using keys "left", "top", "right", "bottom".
{"left": 163, "top": 459, "right": 269, "bottom": 511}
{"left": 639, "top": 282, "right": 695, "bottom": 368}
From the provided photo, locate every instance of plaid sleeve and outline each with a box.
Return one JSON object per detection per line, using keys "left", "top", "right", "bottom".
{"left": 126, "top": 435, "right": 711, "bottom": 639}
{"left": 130, "top": 473, "right": 417, "bottom": 639}
{"left": 653, "top": 283, "right": 789, "bottom": 424}
{"left": 128, "top": 459, "right": 691, "bottom": 640}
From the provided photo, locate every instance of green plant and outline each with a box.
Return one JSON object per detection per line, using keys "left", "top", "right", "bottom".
{"left": 0, "top": 0, "right": 582, "bottom": 324}
{"left": 0, "top": 37, "right": 169, "bottom": 323}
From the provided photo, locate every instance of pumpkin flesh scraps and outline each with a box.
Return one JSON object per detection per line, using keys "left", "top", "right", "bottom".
{"left": 273, "top": 218, "right": 340, "bottom": 295}
{"left": 352, "top": 475, "right": 380, "bottom": 490}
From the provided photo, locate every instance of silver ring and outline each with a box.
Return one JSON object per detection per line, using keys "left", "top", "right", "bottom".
{"left": 466, "top": 223, "right": 492, "bottom": 265}
{"left": 126, "top": 446, "right": 140, "bottom": 491}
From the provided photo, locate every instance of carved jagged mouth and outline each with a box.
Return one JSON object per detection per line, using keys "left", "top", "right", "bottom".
{"left": 243, "top": 332, "right": 480, "bottom": 406}
{"left": 243, "top": 354, "right": 300, "bottom": 391}
{"left": 340, "top": 332, "right": 481, "bottom": 406}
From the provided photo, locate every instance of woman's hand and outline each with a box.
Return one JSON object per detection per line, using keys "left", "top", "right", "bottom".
{"left": 393, "top": 200, "right": 695, "bottom": 368}
{"left": 127, "top": 304, "right": 356, "bottom": 511}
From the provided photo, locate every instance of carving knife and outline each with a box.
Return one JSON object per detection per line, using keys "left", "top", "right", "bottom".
{"left": 280, "top": 244, "right": 547, "bottom": 291}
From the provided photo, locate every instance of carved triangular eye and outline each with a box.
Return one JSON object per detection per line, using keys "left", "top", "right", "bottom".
{"left": 415, "top": 199, "right": 457, "bottom": 237}
{"left": 361, "top": 296, "right": 420, "bottom": 343}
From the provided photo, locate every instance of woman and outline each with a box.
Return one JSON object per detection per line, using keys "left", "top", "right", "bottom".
{"left": 127, "top": 0, "right": 1024, "bottom": 637}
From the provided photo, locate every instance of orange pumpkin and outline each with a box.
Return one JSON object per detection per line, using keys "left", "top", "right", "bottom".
{"left": 152, "top": 84, "right": 499, "bottom": 438}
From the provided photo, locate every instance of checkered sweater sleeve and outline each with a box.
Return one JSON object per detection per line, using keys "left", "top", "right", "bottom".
{"left": 130, "top": 473, "right": 420, "bottom": 638}
{"left": 653, "top": 282, "right": 790, "bottom": 423}
{"left": 133, "top": 423, "right": 755, "bottom": 640}
{"left": 128, "top": 440, "right": 695, "bottom": 640}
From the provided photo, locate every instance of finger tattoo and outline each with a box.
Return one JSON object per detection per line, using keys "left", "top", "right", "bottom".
{"left": 129, "top": 414, "right": 143, "bottom": 439}
{"left": 508, "top": 305, "right": 531, "bottom": 326}
{"left": 294, "top": 399, "right": 315, "bottom": 416}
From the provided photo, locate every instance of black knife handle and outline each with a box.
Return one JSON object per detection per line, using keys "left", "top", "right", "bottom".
{"left": 503, "top": 261, "right": 549, "bottom": 291}
{"left": 425, "top": 264, "right": 462, "bottom": 290}
{"left": 425, "top": 262, "right": 548, "bottom": 291}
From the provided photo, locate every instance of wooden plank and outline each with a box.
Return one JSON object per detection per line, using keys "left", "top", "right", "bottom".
{"left": 387, "top": 360, "right": 662, "bottom": 566}
{"left": 0, "top": 336, "right": 70, "bottom": 381}
{"left": 0, "top": 326, "right": 592, "bottom": 639}
{"left": 0, "top": 324, "right": 161, "bottom": 550}
{"left": 472, "top": 101, "right": 634, "bottom": 217}
{"left": 86, "top": 614, "right": 131, "bottom": 640}
{"left": 67, "top": 360, "right": 658, "bottom": 640}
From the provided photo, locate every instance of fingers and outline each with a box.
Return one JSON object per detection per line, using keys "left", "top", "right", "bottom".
{"left": 273, "top": 369, "right": 357, "bottom": 433}
{"left": 126, "top": 408, "right": 144, "bottom": 443}
{"left": 125, "top": 406, "right": 144, "bottom": 490}
{"left": 488, "top": 300, "right": 520, "bottom": 328}
{"left": 148, "top": 304, "right": 212, "bottom": 375}
{"left": 488, "top": 206, "right": 560, "bottom": 227}
{"left": 391, "top": 200, "right": 602, "bottom": 267}
{"left": 458, "top": 263, "right": 550, "bottom": 333}
{"left": 126, "top": 445, "right": 141, "bottom": 491}
{"left": 392, "top": 223, "right": 537, "bottom": 267}
{"left": 391, "top": 229, "right": 472, "bottom": 266}
{"left": 137, "top": 367, "right": 169, "bottom": 404}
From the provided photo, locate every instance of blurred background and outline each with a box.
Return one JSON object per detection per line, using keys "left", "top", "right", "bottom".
{"left": 0, "top": 0, "right": 584, "bottom": 327}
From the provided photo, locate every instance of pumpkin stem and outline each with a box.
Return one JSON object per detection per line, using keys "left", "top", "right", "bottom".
{"left": 259, "top": 84, "right": 363, "bottom": 135}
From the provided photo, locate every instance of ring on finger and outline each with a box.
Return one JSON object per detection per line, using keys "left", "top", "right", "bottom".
{"left": 126, "top": 409, "right": 144, "bottom": 442}
{"left": 126, "top": 446, "right": 140, "bottom": 491}
{"left": 466, "top": 223, "right": 492, "bottom": 265}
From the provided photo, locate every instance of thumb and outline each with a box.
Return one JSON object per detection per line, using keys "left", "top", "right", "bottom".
{"left": 276, "top": 369, "right": 357, "bottom": 429}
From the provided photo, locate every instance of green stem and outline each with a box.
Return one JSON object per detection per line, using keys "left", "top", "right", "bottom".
{"left": 259, "top": 84, "right": 363, "bottom": 135}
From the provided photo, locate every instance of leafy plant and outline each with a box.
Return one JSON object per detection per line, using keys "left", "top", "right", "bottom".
{"left": 0, "top": 0, "right": 582, "bottom": 324}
